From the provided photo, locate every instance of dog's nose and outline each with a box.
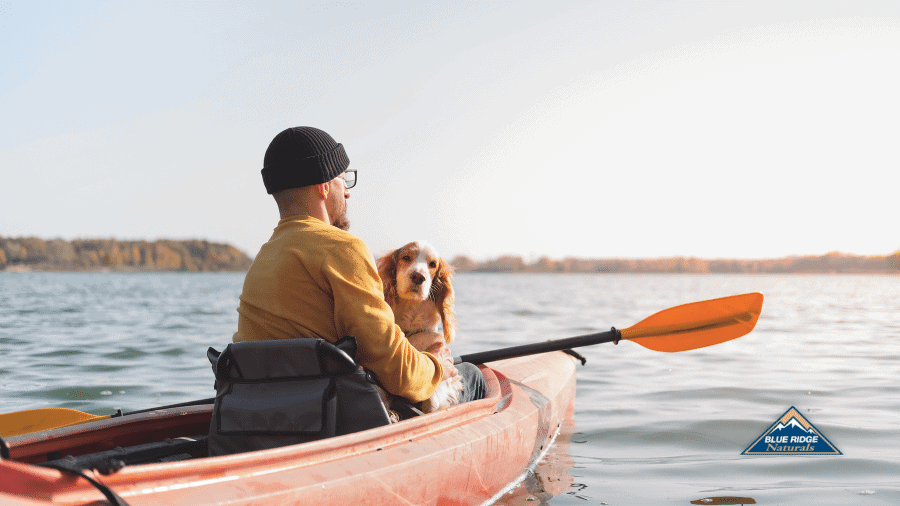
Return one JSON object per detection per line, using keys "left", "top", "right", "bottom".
{"left": 410, "top": 272, "right": 426, "bottom": 286}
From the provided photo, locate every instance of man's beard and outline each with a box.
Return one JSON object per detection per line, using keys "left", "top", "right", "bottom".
{"left": 329, "top": 191, "right": 350, "bottom": 231}
{"left": 332, "top": 213, "right": 350, "bottom": 231}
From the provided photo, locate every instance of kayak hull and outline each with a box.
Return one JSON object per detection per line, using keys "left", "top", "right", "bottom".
{"left": 2, "top": 351, "right": 577, "bottom": 506}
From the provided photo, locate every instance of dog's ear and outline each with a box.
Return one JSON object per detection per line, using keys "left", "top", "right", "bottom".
{"left": 431, "top": 257, "right": 456, "bottom": 344}
{"left": 376, "top": 249, "right": 399, "bottom": 307}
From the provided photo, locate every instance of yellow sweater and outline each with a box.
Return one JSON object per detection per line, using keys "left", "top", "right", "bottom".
{"left": 233, "top": 216, "right": 442, "bottom": 402}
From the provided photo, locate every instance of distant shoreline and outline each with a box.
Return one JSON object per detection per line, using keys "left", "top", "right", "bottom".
{"left": 1, "top": 237, "right": 252, "bottom": 272}
{"left": 2, "top": 236, "right": 897, "bottom": 274}
{"left": 449, "top": 251, "right": 900, "bottom": 275}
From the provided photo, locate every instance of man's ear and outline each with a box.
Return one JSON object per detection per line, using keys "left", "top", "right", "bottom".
{"left": 316, "top": 182, "right": 330, "bottom": 199}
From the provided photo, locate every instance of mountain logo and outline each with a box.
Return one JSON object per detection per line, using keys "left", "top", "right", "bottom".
{"left": 742, "top": 406, "right": 841, "bottom": 455}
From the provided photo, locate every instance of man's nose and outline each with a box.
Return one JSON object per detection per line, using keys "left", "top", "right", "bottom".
{"left": 410, "top": 272, "right": 425, "bottom": 285}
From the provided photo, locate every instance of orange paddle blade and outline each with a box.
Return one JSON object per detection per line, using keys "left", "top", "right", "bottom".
{"left": 0, "top": 408, "right": 110, "bottom": 438}
{"left": 619, "top": 292, "right": 763, "bottom": 352}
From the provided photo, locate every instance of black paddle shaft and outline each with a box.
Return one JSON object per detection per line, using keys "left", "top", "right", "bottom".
{"left": 454, "top": 328, "right": 621, "bottom": 365}
{"left": 118, "top": 397, "right": 216, "bottom": 416}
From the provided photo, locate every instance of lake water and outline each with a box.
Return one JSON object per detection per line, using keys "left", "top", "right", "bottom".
{"left": 1, "top": 272, "right": 897, "bottom": 505}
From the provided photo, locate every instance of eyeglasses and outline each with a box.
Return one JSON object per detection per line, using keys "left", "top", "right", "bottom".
{"left": 342, "top": 170, "right": 357, "bottom": 189}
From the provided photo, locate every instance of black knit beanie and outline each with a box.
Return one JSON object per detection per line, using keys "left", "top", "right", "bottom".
{"left": 261, "top": 126, "right": 350, "bottom": 194}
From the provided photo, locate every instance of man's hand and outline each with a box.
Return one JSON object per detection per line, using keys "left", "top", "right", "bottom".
{"left": 425, "top": 341, "right": 458, "bottom": 381}
{"left": 407, "top": 330, "right": 457, "bottom": 381}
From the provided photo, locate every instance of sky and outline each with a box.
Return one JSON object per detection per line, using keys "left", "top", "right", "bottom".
{"left": 1, "top": 1, "right": 898, "bottom": 261}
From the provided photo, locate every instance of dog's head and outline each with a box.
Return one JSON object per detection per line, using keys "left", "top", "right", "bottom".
{"left": 377, "top": 240, "right": 455, "bottom": 343}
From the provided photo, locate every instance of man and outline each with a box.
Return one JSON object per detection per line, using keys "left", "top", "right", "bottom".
{"left": 233, "top": 126, "right": 484, "bottom": 406}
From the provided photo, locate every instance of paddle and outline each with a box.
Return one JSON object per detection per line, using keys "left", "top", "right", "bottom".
{"left": 0, "top": 398, "right": 218, "bottom": 438}
{"left": 0, "top": 293, "right": 762, "bottom": 438}
{"left": 455, "top": 292, "right": 763, "bottom": 364}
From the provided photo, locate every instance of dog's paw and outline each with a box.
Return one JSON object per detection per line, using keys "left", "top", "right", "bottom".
{"left": 421, "top": 375, "right": 463, "bottom": 413}
{"left": 449, "top": 373, "right": 464, "bottom": 393}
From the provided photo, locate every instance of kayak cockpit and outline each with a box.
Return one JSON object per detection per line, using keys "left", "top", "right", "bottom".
{"left": 5, "top": 365, "right": 506, "bottom": 470}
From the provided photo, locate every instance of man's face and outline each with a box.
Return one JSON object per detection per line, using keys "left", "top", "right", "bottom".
{"left": 327, "top": 173, "right": 351, "bottom": 231}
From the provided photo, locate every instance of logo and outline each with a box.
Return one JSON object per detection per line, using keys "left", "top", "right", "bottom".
{"left": 742, "top": 406, "right": 841, "bottom": 455}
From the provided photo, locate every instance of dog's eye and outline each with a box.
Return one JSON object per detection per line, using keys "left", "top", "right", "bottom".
{"left": 402, "top": 255, "right": 411, "bottom": 262}
{"left": 429, "top": 261, "right": 437, "bottom": 268}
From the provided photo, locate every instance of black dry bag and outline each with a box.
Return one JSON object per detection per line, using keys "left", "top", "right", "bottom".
{"left": 207, "top": 336, "right": 391, "bottom": 457}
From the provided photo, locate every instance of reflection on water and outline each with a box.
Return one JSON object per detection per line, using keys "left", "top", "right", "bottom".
{"left": 690, "top": 497, "right": 757, "bottom": 505}
{"left": 494, "top": 414, "right": 577, "bottom": 505}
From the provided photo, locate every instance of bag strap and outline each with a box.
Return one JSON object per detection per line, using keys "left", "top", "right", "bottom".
{"left": 316, "top": 337, "right": 359, "bottom": 374}
{"left": 40, "top": 462, "right": 131, "bottom": 506}
{"left": 207, "top": 347, "right": 220, "bottom": 366}
{"left": 333, "top": 336, "right": 358, "bottom": 360}
{"left": 208, "top": 345, "right": 241, "bottom": 381}
{"left": 0, "top": 434, "right": 10, "bottom": 459}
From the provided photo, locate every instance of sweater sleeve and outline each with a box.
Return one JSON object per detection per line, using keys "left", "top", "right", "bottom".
{"left": 322, "top": 237, "right": 443, "bottom": 402}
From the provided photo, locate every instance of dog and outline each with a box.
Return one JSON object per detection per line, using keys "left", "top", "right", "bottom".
{"left": 376, "top": 240, "right": 463, "bottom": 414}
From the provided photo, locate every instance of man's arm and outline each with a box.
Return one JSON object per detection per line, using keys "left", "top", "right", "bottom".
{"left": 323, "top": 239, "right": 443, "bottom": 402}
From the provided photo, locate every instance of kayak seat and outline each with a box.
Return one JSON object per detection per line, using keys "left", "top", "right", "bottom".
{"left": 207, "top": 336, "right": 392, "bottom": 457}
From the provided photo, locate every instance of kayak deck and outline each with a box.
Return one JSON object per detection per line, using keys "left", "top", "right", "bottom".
{"left": 2, "top": 351, "right": 577, "bottom": 506}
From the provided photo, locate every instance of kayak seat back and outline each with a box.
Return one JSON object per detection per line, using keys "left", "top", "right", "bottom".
{"left": 207, "top": 336, "right": 391, "bottom": 457}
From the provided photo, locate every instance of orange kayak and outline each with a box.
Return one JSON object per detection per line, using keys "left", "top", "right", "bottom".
{"left": 1, "top": 351, "right": 577, "bottom": 506}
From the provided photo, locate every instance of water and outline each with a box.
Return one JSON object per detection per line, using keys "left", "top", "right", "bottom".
{"left": 1, "top": 272, "right": 898, "bottom": 505}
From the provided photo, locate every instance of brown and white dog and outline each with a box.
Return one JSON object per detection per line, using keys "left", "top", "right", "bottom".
{"left": 377, "top": 240, "right": 462, "bottom": 413}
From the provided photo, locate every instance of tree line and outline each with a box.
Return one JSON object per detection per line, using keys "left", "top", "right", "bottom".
{"left": 0, "top": 237, "right": 252, "bottom": 272}
{"left": 4, "top": 236, "right": 897, "bottom": 274}
{"left": 449, "top": 251, "right": 900, "bottom": 274}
